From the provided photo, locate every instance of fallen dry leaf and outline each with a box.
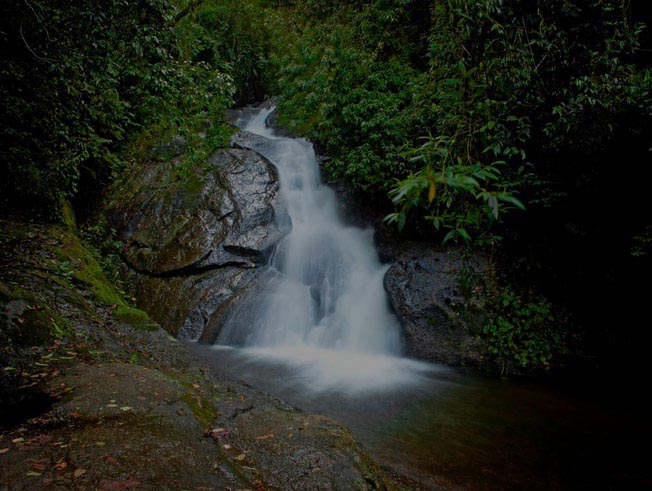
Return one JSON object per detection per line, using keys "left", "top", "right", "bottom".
{"left": 205, "top": 428, "right": 230, "bottom": 441}
{"left": 255, "top": 433, "right": 274, "bottom": 440}
{"left": 0, "top": 448, "right": 9, "bottom": 454}
{"left": 74, "top": 468, "right": 87, "bottom": 478}
{"left": 252, "top": 478, "right": 266, "bottom": 491}
{"left": 104, "top": 455, "right": 118, "bottom": 465}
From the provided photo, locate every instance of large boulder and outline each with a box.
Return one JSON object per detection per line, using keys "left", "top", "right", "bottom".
{"left": 109, "top": 148, "right": 289, "bottom": 275}
{"left": 106, "top": 144, "right": 290, "bottom": 339}
{"left": 381, "top": 238, "right": 492, "bottom": 365}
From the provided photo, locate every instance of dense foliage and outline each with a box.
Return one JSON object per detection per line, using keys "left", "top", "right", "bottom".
{"left": 0, "top": 0, "right": 276, "bottom": 215}
{"left": 275, "top": 0, "right": 651, "bottom": 245}
{"left": 275, "top": 1, "right": 431, "bottom": 194}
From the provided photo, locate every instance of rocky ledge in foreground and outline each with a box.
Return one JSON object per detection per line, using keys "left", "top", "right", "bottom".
{"left": 0, "top": 218, "right": 388, "bottom": 490}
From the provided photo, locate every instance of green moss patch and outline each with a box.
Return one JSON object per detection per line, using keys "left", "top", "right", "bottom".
{"left": 1, "top": 220, "right": 160, "bottom": 345}
{"left": 115, "top": 306, "right": 158, "bottom": 331}
{"left": 181, "top": 391, "right": 217, "bottom": 428}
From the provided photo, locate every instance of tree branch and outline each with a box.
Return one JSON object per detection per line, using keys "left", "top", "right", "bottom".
{"left": 19, "top": 24, "right": 55, "bottom": 62}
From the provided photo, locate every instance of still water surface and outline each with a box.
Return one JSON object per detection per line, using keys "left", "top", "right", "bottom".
{"left": 190, "top": 344, "right": 650, "bottom": 490}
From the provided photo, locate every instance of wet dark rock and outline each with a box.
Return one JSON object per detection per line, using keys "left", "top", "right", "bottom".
{"left": 383, "top": 240, "right": 491, "bottom": 365}
{"left": 224, "top": 405, "right": 387, "bottom": 491}
{"left": 152, "top": 134, "right": 187, "bottom": 159}
{"left": 229, "top": 129, "right": 275, "bottom": 153}
{"left": 198, "top": 267, "right": 277, "bottom": 344}
{"left": 136, "top": 266, "right": 262, "bottom": 341}
{"left": 106, "top": 147, "right": 290, "bottom": 338}
{"left": 225, "top": 104, "right": 266, "bottom": 127}
{"left": 108, "top": 148, "right": 289, "bottom": 275}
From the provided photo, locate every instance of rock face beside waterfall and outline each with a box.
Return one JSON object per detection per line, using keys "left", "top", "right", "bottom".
{"left": 105, "top": 143, "right": 290, "bottom": 338}
{"left": 381, "top": 237, "right": 491, "bottom": 365}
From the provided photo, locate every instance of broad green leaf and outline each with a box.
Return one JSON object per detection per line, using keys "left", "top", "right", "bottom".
{"left": 498, "top": 195, "right": 526, "bottom": 210}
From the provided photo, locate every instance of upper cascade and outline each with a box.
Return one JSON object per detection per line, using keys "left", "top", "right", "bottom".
{"left": 217, "top": 106, "right": 402, "bottom": 356}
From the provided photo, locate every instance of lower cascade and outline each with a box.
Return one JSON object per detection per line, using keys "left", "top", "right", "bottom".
{"left": 214, "top": 106, "right": 428, "bottom": 390}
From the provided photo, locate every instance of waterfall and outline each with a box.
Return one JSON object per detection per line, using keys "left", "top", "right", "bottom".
{"left": 214, "top": 106, "right": 427, "bottom": 390}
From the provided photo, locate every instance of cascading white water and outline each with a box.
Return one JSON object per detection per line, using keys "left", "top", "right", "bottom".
{"left": 215, "top": 106, "right": 431, "bottom": 391}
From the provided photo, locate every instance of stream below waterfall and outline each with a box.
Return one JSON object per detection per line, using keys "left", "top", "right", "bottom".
{"left": 189, "top": 343, "right": 649, "bottom": 490}
{"left": 191, "top": 106, "right": 649, "bottom": 489}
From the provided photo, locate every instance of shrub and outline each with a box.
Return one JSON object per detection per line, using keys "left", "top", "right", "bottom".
{"left": 483, "top": 288, "right": 567, "bottom": 376}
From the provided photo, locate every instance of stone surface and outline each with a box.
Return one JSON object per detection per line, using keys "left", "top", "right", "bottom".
{"left": 222, "top": 405, "right": 386, "bottom": 491}
{"left": 382, "top": 238, "right": 491, "bottom": 365}
{"left": 105, "top": 145, "right": 290, "bottom": 338}
{"left": 134, "top": 265, "right": 261, "bottom": 341}
{"left": 109, "top": 148, "right": 289, "bottom": 276}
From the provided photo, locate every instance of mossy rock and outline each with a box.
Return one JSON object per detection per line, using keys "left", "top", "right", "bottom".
{"left": 115, "top": 305, "right": 159, "bottom": 331}
{"left": 104, "top": 147, "right": 289, "bottom": 276}
{"left": 0, "top": 281, "right": 73, "bottom": 348}
{"left": 0, "top": 219, "right": 162, "bottom": 350}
